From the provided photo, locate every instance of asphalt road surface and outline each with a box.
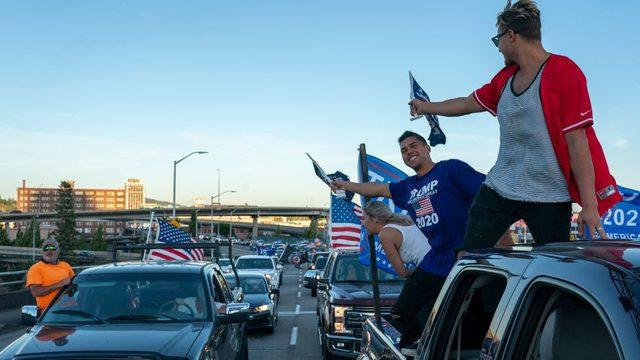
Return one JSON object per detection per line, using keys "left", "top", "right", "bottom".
{"left": 248, "top": 264, "right": 322, "bottom": 359}
{"left": 0, "top": 248, "right": 324, "bottom": 359}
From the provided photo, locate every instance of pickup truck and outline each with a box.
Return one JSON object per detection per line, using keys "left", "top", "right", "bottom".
{"left": 1, "top": 261, "right": 252, "bottom": 360}
{"left": 359, "top": 241, "right": 640, "bottom": 360}
{"left": 317, "top": 248, "right": 405, "bottom": 359}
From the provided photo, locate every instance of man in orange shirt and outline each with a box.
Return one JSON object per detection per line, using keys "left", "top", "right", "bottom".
{"left": 25, "top": 238, "right": 75, "bottom": 313}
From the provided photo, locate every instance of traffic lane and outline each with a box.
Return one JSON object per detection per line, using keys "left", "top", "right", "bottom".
{"left": 248, "top": 264, "right": 321, "bottom": 359}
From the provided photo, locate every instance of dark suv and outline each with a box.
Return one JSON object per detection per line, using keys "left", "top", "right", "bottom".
{"left": 316, "top": 249, "right": 405, "bottom": 359}
{"left": 2, "top": 261, "right": 251, "bottom": 360}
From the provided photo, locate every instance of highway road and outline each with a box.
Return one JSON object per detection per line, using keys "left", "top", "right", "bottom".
{"left": 0, "top": 246, "right": 324, "bottom": 359}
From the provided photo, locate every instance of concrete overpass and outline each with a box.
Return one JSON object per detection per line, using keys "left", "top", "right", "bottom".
{"left": 0, "top": 206, "right": 328, "bottom": 222}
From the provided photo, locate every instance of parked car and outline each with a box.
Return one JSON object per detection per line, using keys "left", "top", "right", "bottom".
{"left": 217, "top": 258, "right": 233, "bottom": 273}
{"left": 304, "top": 255, "right": 328, "bottom": 297}
{"left": 359, "top": 241, "right": 640, "bottom": 360}
{"left": 235, "top": 255, "right": 281, "bottom": 289}
{"left": 317, "top": 249, "right": 405, "bottom": 359}
{"left": 224, "top": 272, "right": 280, "bottom": 333}
{"left": 1, "top": 261, "right": 251, "bottom": 360}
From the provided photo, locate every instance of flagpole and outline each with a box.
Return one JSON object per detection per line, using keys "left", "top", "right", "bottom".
{"left": 359, "top": 143, "right": 383, "bottom": 327}
{"left": 327, "top": 190, "right": 332, "bottom": 248}
{"left": 142, "top": 211, "right": 155, "bottom": 261}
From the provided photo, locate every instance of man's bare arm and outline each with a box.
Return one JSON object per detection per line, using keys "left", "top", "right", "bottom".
{"left": 410, "top": 94, "right": 484, "bottom": 117}
{"left": 565, "top": 128, "right": 606, "bottom": 239}
{"left": 331, "top": 180, "right": 391, "bottom": 199}
{"left": 29, "top": 278, "right": 70, "bottom": 298}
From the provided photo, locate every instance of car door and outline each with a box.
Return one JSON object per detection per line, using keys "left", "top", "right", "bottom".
{"left": 210, "top": 269, "right": 241, "bottom": 359}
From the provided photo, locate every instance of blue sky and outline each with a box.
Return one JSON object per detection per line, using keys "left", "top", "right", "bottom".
{"left": 1, "top": 0, "right": 638, "bottom": 207}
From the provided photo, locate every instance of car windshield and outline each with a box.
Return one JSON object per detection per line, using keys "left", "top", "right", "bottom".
{"left": 333, "top": 256, "right": 404, "bottom": 283}
{"left": 239, "top": 277, "right": 268, "bottom": 294}
{"left": 218, "top": 259, "right": 231, "bottom": 267}
{"left": 236, "top": 258, "right": 273, "bottom": 269}
{"left": 316, "top": 257, "right": 328, "bottom": 270}
{"left": 42, "top": 273, "right": 208, "bottom": 324}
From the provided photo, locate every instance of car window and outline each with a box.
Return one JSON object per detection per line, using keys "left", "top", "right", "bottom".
{"left": 332, "top": 256, "right": 404, "bottom": 283}
{"left": 504, "top": 283, "right": 620, "bottom": 360}
{"left": 212, "top": 270, "right": 232, "bottom": 303}
{"left": 236, "top": 258, "right": 274, "bottom": 269}
{"left": 427, "top": 272, "right": 507, "bottom": 360}
{"left": 43, "top": 273, "right": 208, "bottom": 323}
{"left": 239, "top": 277, "right": 268, "bottom": 294}
{"left": 316, "top": 257, "right": 328, "bottom": 270}
{"left": 323, "top": 253, "right": 336, "bottom": 279}
{"left": 218, "top": 259, "right": 231, "bottom": 267}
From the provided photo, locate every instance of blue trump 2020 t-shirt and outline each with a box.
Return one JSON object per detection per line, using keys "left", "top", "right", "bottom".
{"left": 389, "top": 159, "right": 485, "bottom": 277}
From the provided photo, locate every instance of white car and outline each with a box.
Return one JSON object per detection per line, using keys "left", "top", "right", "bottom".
{"left": 235, "top": 255, "right": 281, "bottom": 288}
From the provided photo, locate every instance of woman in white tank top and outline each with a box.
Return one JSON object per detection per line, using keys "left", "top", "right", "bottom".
{"left": 362, "top": 201, "right": 431, "bottom": 278}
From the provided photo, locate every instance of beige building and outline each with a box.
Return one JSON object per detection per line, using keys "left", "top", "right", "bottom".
{"left": 125, "top": 178, "right": 145, "bottom": 209}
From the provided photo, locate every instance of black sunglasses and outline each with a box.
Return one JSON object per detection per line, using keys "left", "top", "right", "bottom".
{"left": 43, "top": 245, "right": 58, "bottom": 251}
{"left": 491, "top": 30, "right": 509, "bottom": 47}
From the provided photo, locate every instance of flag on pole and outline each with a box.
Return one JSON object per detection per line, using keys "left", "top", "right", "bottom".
{"left": 307, "top": 153, "right": 332, "bottom": 185}
{"left": 410, "top": 71, "right": 446, "bottom": 146}
{"left": 147, "top": 219, "right": 205, "bottom": 261}
{"left": 358, "top": 152, "right": 411, "bottom": 274}
{"left": 583, "top": 185, "right": 640, "bottom": 240}
{"left": 330, "top": 194, "right": 362, "bottom": 249}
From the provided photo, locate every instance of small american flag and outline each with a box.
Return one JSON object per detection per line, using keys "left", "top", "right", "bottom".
{"left": 330, "top": 194, "right": 362, "bottom": 249}
{"left": 147, "top": 219, "right": 205, "bottom": 261}
{"left": 412, "top": 196, "right": 434, "bottom": 216}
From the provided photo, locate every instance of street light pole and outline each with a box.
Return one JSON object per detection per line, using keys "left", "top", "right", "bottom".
{"left": 172, "top": 151, "right": 208, "bottom": 217}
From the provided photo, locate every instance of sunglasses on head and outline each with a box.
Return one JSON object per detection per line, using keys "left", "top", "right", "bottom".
{"left": 43, "top": 245, "right": 58, "bottom": 251}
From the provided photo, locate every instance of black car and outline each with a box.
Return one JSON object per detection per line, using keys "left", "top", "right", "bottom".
{"left": 304, "top": 256, "right": 328, "bottom": 297}
{"left": 359, "top": 241, "right": 640, "bottom": 360}
{"left": 225, "top": 273, "right": 280, "bottom": 333}
{"left": 317, "top": 249, "right": 405, "bottom": 359}
{"left": 1, "top": 261, "right": 251, "bottom": 360}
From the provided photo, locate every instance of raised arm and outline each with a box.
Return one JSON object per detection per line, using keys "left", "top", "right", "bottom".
{"left": 331, "top": 180, "right": 391, "bottom": 199}
{"left": 409, "top": 94, "right": 484, "bottom": 117}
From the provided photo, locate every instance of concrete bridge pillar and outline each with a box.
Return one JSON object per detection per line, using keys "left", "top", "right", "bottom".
{"left": 252, "top": 215, "right": 259, "bottom": 240}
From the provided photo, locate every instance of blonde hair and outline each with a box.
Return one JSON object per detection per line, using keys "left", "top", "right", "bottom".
{"left": 496, "top": 0, "right": 541, "bottom": 41}
{"left": 364, "top": 201, "right": 413, "bottom": 226}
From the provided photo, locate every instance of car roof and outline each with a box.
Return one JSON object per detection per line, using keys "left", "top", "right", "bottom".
{"left": 237, "top": 255, "right": 274, "bottom": 259}
{"left": 470, "top": 241, "right": 640, "bottom": 277}
{"left": 224, "top": 272, "right": 267, "bottom": 280}
{"left": 77, "top": 260, "right": 215, "bottom": 275}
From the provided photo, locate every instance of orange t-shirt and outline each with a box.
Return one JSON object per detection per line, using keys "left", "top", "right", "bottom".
{"left": 25, "top": 261, "right": 75, "bottom": 311}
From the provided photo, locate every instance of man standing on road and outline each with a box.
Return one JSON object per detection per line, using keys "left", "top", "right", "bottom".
{"left": 332, "top": 131, "right": 489, "bottom": 346}
{"left": 25, "top": 238, "right": 75, "bottom": 314}
{"left": 409, "top": 0, "right": 620, "bottom": 250}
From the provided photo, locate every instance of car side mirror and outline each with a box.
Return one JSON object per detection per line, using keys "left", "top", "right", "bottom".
{"left": 317, "top": 277, "right": 329, "bottom": 291}
{"left": 270, "top": 288, "right": 280, "bottom": 296}
{"left": 21, "top": 305, "right": 38, "bottom": 326}
{"left": 218, "top": 303, "right": 251, "bottom": 324}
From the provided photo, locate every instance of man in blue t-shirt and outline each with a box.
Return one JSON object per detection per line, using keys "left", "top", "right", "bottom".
{"left": 332, "top": 130, "right": 489, "bottom": 346}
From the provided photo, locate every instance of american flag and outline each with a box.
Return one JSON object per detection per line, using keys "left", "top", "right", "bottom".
{"left": 330, "top": 194, "right": 362, "bottom": 249}
{"left": 147, "top": 219, "right": 205, "bottom": 261}
{"left": 412, "top": 196, "right": 434, "bottom": 216}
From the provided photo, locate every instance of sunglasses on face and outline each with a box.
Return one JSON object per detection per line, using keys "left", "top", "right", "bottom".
{"left": 43, "top": 245, "right": 58, "bottom": 251}
{"left": 491, "top": 30, "right": 509, "bottom": 47}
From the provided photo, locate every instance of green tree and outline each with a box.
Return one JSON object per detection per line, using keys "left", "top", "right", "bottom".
{"left": 15, "top": 217, "right": 40, "bottom": 248}
{"left": 90, "top": 224, "right": 107, "bottom": 251}
{"left": 274, "top": 225, "right": 283, "bottom": 237}
{"left": 303, "top": 217, "right": 318, "bottom": 239}
{"left": 0, "top": 223, "right": 10, "bottom": 246}
{"left": 0, "top": 196, "right": 16, "bottom": 212}
{"left": 51, "top": 180, "right": 79, "bottom": 256}
{"left": 189, "top": 210, "right": 198, "bottom": 238}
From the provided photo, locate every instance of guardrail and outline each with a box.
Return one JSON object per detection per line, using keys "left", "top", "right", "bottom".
{"left": 0, "top": 265, "right": 95, "bottom": 290}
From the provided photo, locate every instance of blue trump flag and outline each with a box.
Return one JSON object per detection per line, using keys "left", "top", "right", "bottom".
{"left": 357, "top": 153, "right": 410, "bottom": 274}
{"left": 410, "top": 71, "right": 446, "bottom": 147}
{"left": 598, "top": 186, "right": 640, "bottom": 240}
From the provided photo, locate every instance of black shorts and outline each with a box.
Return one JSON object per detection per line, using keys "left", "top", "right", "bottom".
{"left": 461, "top": 185, "right": 572, "bottom": 251}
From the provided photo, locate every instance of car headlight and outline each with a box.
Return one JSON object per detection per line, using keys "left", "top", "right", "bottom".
{"left": 254, "top": 304, "right": 269, "bottom": 312}
{"left": 333, "top": 305, "right": 353, "bottom": 334}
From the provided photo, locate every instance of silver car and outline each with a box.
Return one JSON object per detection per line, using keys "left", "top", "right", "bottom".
{"left": 235, "top": 255, "right": 281, "bottom": 288}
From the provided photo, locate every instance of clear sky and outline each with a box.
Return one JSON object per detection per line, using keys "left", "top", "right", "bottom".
{"left": 1, "top": 0, "right": 638, "bottom": 207}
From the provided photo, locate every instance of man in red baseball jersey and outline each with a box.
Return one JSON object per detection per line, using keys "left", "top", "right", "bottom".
{"left": 409, "top": 0, "right": 620, "bottom": 250}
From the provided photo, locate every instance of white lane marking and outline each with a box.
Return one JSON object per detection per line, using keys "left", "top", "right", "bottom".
{"left": 290, "top": 326, "right": 298, "bottom": 346}
{"left": 297, "top": 291, "right": 301, "bottom": 298}
{"left": 278, "top": 311, "right": 315, "bottom": 316}
{"left": 295, "top": 304, "right": 300, "bottom": 314}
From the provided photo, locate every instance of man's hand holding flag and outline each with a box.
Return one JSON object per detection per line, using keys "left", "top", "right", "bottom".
{"left": 408, "top": 71, "right": 446, "bottom": 146}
